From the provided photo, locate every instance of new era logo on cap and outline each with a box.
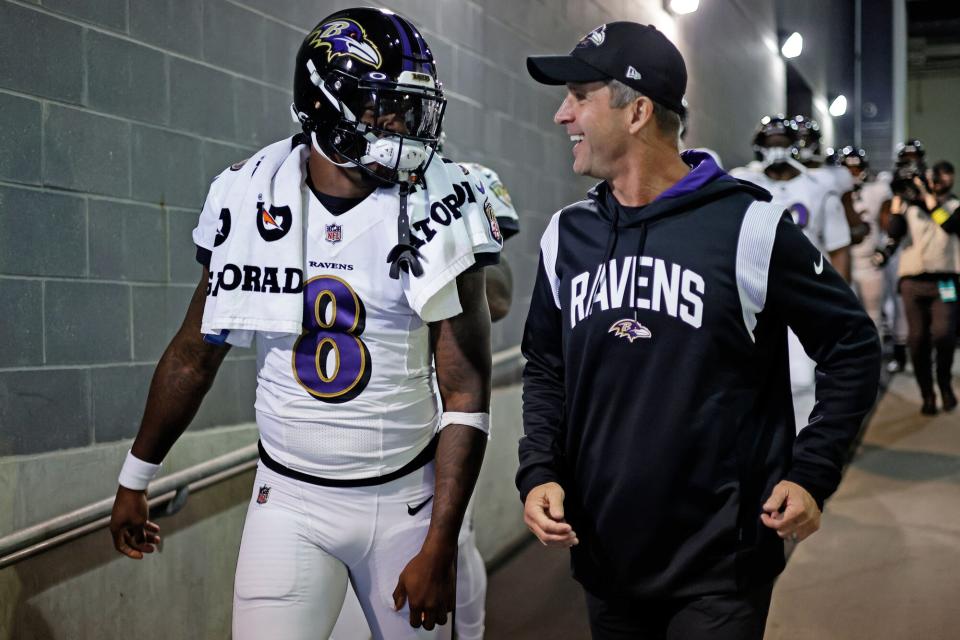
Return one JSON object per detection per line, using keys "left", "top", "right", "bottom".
{"left": 626, "top": 65, "right": 642, "bottom": 80}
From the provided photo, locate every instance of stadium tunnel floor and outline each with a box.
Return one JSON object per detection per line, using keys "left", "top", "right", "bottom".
{"left": 485, "top": 369, "right": 960, "bottom": 640}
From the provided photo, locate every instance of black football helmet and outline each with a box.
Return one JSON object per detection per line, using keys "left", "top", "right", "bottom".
{"left": 793, "top": 115, "right": 822, "bottom": 163}
{"left": 291, "top": 8, "right": 446, "bottom": 185}
{"left": 839, "top": 146, "right": 868, "bottom": 170}
{"left": 839, "top": 146, "right": 869, "bottom": 185}
{"left": 895, "top": 138, "right": 925, "bottom": 164}
{"left": 752, "top": 115, "right": 799, "bottom": 164}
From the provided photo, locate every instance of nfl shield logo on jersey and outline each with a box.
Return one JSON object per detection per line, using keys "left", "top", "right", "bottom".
{"left": 325, "top": 223, "right": 342, "bottom": 244}
{"left": 256, "top": 485, "right": 271, "bottom": 505}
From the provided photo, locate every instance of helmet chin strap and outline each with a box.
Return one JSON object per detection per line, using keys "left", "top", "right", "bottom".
{"left": 310, "top": 131, "right": 357, "bottom": 168}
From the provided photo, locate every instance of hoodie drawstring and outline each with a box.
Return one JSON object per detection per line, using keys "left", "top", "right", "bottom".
{"left": 585, "top": 207, "right": 620, "bottom": 317}
{"left": 633, "top": 222, "right": 648, "bottom": 321}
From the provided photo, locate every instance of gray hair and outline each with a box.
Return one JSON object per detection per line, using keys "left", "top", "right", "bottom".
{"left": 606, "top": 79, "right": 682, "bottom": 141}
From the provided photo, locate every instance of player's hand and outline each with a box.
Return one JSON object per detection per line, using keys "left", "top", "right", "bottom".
{"left": 109, "top": 486, "right": 161, "bottom": 559}
{"left": 760, "top": 480, "right": 821, "bottom": 543}
{"left": 392, "top": 545, "right": 456, "bottom": 630}
{"left": 871, "top": 250, "right": 888, "bottom": 268}
{"left": 523, "top": 482, "right": 578, "bottom": 548}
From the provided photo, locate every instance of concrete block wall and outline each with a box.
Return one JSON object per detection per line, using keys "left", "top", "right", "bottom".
{"left": 0, "top": 0, "right": 291, "bottom": 460}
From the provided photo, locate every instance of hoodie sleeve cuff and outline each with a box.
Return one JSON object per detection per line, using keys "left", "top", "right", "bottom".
{"left": 516, "top": 466, "right": 562, "bottom": 504}
{"left": 784, "top": 468, "right": 836, "bottom": 511}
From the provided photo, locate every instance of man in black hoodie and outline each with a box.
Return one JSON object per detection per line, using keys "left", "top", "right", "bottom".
{"left": 518, "top": 22, "right": 881, "bottom": 640}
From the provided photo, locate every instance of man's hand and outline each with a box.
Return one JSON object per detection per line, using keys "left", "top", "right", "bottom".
{"left": 392, "top": 545, "right": 456, "bottom": 630}
{"left": 523, "top": 482, "right": 578, "bottom": 548}
{"left": 913, "top": 176, "right": 939, "bottom": 211}
{"left": 109, "top": 486, "right": 161, "bottom": 559}
{"left": 760, "top": 480, "right": 821, "bottom": 542}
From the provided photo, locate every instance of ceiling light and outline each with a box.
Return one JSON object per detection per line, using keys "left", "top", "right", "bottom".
{"left": 668, "top": 0, "right": 700, "bottom": 15}
{"left": 829, "top": 94, "right": 847, "bottom": 117}
{"left": 781, "top": 32, "right": 803, "bottom": 59}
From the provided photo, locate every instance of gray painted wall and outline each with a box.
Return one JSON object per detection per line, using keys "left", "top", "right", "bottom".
{"left": 776, "top": 0, "right": 856, "bottom": 148}
{"left": 908, "top": 70, "right": 960, "bottom": 169}
{"left": 0, "top": 1, "right": 851, "bottom": 637}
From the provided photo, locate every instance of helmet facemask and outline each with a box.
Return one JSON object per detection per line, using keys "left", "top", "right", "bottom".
{"left": 294, "top": 64, "right": 446, "bottom": 186}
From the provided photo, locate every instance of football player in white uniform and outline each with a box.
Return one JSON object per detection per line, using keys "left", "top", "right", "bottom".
{"left": 731, "top": 115, "right": 852, "bottom": 432}
{"left": 837, "top": 146, "right": 893, "bottom": 330}
{"left": 795, "top": 116, "right": 867, "bottom": 251}
{"left": 109, "top": 8, "right": 502, "bottom": 640}
{"left": 730, "top": 116, "right": 851, "bottom": 270}
{"left": 331, "top": 153, "right": 520, "bottom": 640}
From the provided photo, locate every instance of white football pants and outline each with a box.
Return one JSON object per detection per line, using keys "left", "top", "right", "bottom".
{"left": 330, "top": 498, "right": 488, "bottom": 640}
{"left": 233, "top": 461, "right": 451, "bottom": 640}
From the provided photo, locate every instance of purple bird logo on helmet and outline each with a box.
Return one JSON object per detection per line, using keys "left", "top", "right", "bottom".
{"left": 307, "top": 19, "right": 382, "bottom": 69}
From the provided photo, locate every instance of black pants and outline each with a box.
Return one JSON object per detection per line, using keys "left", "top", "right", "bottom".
{"left": 584, "top": 580, "right": 774, "bottom": 640}
{"left": 900, "top": 277, "right": 958, "bottom": 398}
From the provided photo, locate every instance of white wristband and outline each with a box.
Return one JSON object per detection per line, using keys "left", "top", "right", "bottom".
{"left": 439, "top": 412, "right": 491, "bottom": 437}
{"left": 118, "top": 450, "right": 162, "bottom": 491}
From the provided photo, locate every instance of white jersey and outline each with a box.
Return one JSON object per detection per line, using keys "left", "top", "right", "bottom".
{"left": 459, "top": 162, "right": 520, "bottom": 240}
{"left": 194, "top": 155, "right": 500, "bottom": 480}
{"left": 744, "top": 170, "right": 851, "bottom": 255}
{"left": 850, "top": 178, "right": 893, "bottom": 262}
{"left": 810, "top": 165, "right": 855, "bottom": 196}
{"left": 735, "top": 167, "right": 851, "bottom": 421}
{"left": 728, "top": 163, "right": 766, "bottom": 185}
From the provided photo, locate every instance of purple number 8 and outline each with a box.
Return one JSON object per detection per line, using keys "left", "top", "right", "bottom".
{"left": 293, "top": 276, "right": 371, "bottom": 403}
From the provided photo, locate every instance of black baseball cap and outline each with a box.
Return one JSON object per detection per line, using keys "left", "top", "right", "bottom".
{"left": 527, "top": 22, "right": 687, "bottom": 117}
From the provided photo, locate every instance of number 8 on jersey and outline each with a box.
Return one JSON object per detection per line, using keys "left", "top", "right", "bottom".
{"left": 293, "top": 276, "right": 371, "bottom": 403}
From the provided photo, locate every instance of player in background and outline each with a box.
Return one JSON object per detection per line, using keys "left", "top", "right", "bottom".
{"left": 795, "top": 116, "right": 868, "bottom": 248}
{"left": 837, "top": 146, "right": 893, "bottom": 332}
{"left": 730, "top": 115, "right": 852, "bottom": 432}
{"left": 730, "top": 116, "right": 851, "bottom": 276}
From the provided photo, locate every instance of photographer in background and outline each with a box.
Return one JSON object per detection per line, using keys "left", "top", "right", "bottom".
{"left": 887, "top": 141, "right": 960, "bottom": 415}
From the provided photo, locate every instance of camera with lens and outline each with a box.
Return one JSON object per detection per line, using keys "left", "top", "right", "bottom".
{"left": 890, "top": 160, "right": 928, "bottom": 202}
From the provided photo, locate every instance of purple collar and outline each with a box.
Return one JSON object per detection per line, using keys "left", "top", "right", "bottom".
{"left": 655, "top": 149, "right": 727, "bottom": 201}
